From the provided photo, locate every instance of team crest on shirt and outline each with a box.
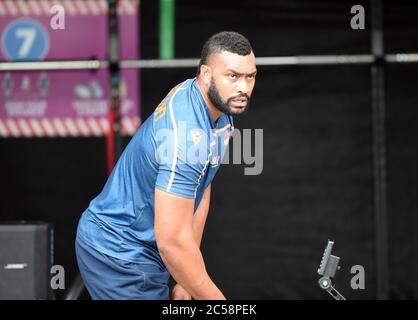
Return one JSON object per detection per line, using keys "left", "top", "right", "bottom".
{"left": 191, "top": 130, "right": 202, "bottom": 146}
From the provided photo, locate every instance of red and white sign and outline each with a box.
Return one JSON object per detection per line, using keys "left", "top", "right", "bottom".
{"left": 0, "top": 0, "right": 141, "bottom": 138}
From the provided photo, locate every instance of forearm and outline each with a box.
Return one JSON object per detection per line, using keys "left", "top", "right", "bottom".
{"left": 193, "top": 185, "right": 211, "bottom": 248}
{"left": 171, "top": 199, "right": 211, "bottom": 297}
{"left": 159, "top": 241, "right": 224, "bottom": 300}
{"left": 193, "top": 213, "right": 207, "bottom": 249}
{"left": 154, "top": 187, "right": 221, "bottom": 299}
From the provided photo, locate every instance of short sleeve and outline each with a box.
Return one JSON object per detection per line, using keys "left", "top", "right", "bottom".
{"left": 155, "top": 121, "right": 210, "bottom": 199}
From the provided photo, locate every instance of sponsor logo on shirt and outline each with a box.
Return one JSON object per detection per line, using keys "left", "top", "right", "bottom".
{"left": 211, "top": 155, "right": 220, "bottom": 167}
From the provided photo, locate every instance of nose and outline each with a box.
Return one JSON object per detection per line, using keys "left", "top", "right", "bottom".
{"left": 236, "top": 77, "right": 249, "bottom": 95}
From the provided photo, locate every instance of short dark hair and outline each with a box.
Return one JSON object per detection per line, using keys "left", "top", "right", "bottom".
{"left": 197, "top": 31, "right": 253, "bottom": 76}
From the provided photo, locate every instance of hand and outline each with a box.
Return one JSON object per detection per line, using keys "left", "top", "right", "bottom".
{"left": 172, "top": 283, "right": 192, "bottom": 300}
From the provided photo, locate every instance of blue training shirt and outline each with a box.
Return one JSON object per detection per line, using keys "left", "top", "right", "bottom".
{"left": 77, "top": 78, "right": 234, "bottom": 270}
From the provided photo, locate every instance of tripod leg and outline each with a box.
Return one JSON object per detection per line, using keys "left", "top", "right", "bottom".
{"left": 326, "top": 286, "right": 346, "bottom": 300}
{"left": 64, "top": 273, "right": 85, "bottom": 300}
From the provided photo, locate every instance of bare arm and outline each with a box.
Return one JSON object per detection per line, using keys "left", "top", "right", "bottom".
{"left": 171, "top": 185, "right": 212, "bottom": 300}
{"left": 154, "top": 187, "right": 224, "bottom": 300}
{"left": 193, "top": 184, "right": 211, "bottom": 248}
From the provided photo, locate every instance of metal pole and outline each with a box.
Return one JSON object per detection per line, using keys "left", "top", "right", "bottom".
{"left": 370, "top": 0, "right": 389, "bottom": 300}
{"left": 159, "top": 0, "right": 175, "bottom": 59}
{"left": 107, "top": 0, "right": 122, "bottom": 174}
{"left": 2, "top": 54, "right": 418, "bottom": 72}
{"left": 60, "top": 0, "right": 123, "bottom": 300}
{"left": 64, "top": 274, "right": 85, "bottom": 300}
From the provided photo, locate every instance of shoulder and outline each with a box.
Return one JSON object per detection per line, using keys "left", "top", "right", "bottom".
{"left": 168, "top": 80, "right": 207, "bottom": 129}
{"left": 167, "top": 79, "right": 193, "bottom": 108}
{"left": 152, "top": 79, "right": 194, "bottom": 127}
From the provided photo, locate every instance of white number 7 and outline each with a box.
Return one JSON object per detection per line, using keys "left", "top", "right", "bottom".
{"left": 15, "top": 28, "right": 36, "bottom": 58}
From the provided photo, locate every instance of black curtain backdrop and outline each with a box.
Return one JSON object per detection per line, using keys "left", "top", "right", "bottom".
{"left": 0, "top": 0, "right": 417, "bottom": 299}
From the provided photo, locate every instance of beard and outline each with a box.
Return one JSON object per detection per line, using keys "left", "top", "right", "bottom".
{"left": 207, "top": 78, "right": 250, "bottom": 115}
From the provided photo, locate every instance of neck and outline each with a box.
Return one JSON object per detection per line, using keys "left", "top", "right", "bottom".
{"left": 196, "top": 77, "right": 222, "bottom": 123}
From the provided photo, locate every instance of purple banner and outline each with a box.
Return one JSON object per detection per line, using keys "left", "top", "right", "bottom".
{"left": 0, "top": 0, "right": 140, "bottom": 137}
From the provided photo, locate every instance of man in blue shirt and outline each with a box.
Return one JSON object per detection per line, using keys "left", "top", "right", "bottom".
{"left": 75, "top": 31, "right": 257, "bottom": 300}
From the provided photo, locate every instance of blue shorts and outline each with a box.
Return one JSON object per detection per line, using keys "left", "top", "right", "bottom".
{"left": 75, "top": 238, "right": 170, "bottom": 300}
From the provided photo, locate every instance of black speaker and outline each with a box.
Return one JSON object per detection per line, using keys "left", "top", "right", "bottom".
{"left": 0, "top": 221, "right": 54, "bottom": 300}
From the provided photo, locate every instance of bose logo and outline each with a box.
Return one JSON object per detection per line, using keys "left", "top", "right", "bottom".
{"left": 4, "top": 263, "right": 28, "bottom": 270}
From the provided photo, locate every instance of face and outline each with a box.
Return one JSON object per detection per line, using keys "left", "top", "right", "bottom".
{"left": 204, "top": 51, "right": 257, "bottom": 115}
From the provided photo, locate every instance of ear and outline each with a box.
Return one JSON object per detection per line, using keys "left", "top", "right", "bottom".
{"left": 199, "top": 65, "right": 212, "bottom": 85}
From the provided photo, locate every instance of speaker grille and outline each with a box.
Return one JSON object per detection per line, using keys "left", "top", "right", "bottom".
{"left": 0, "top": 222, "right": 54, "bottom": 300}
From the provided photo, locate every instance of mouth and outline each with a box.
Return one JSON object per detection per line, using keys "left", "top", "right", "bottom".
{"left": 230, "top": 98, "right": 248, "bottom": 108}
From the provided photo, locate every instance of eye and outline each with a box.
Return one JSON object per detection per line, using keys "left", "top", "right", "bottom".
{"left": 247, "top": 74, "right": 256, "bottom": 80}
{"left": 229, "top": 73, "right": 237, "bottom": 79}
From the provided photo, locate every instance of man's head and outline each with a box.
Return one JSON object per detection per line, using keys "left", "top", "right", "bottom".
{"left": 197, "top": 31, "right": 257, "bottom": 116}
